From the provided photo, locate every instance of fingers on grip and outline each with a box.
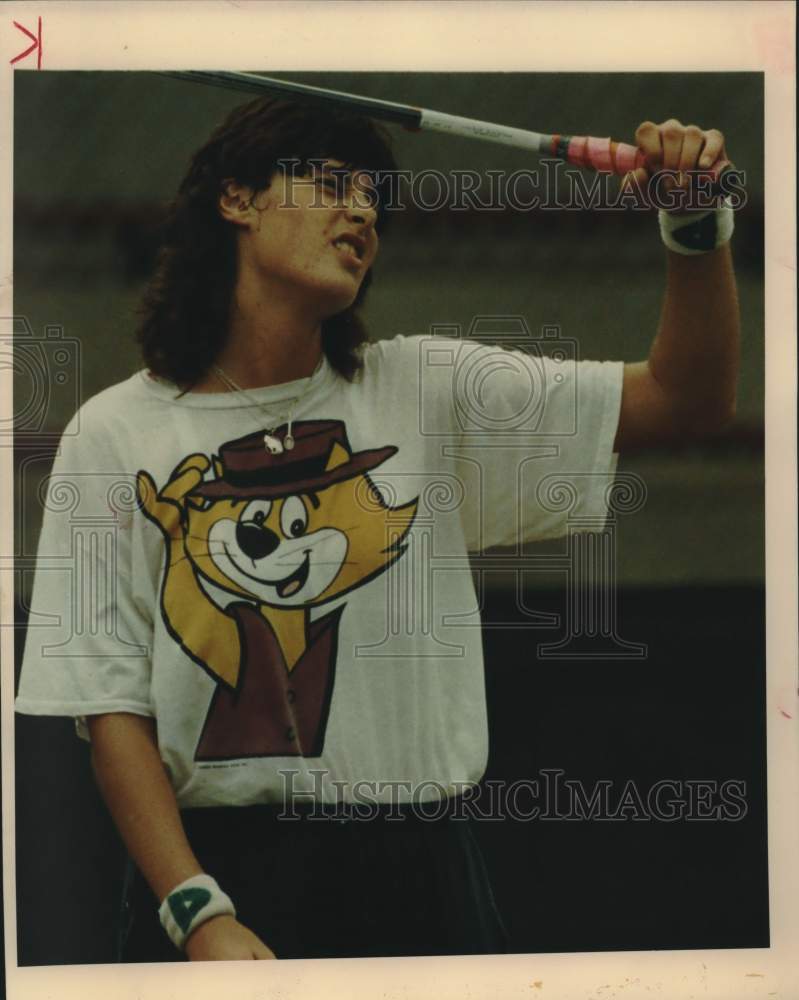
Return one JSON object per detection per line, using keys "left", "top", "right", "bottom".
{"left": 634, "top": 120, "right": 663, "bottom": 171}
{"left": 699, "top": 128, "right": 726, "bottom": 169}
{"left": 634, "top": 120, "right": 728, "bottom": 177}
{"left": 659, "top": 118, "right": 686, "bottom": 172}
{"left": 678, "top": 125, "right": 705, "bottom": 174}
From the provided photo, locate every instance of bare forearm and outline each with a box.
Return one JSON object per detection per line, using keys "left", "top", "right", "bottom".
{"left": 87, "top": 712, "right": 202, "bottom": 901}
{"left": 613, "top": 120, "right": 742, "bottom": 453}
{"left": 650, "top": 242, "right": 740, "bottom": 430}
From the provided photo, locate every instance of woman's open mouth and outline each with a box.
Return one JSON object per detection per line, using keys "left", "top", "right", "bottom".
{"left": 331, "top": 232, "right": 366, "bottom": 267}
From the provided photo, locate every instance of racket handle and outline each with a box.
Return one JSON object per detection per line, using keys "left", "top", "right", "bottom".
{"left": 552, "top": 133, "right": 732, "bottom": 188}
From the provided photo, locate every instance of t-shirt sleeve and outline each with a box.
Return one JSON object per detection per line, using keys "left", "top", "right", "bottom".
{"left": 419, "top": 337, "right": 624, "bottom": 551}
{"left": 15, "top": 412, "right": 155, "bottom": 739}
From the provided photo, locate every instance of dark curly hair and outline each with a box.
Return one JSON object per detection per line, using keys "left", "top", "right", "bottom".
{"left": 136, "top": 95, "right": 398, "bottom": 388}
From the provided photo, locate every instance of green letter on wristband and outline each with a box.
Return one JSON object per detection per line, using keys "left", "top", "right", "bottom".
{"left": 672, "top": 212, "right": 718, "bottom": 252}
{"left": 168, "top": 887, "right": 212, "bottom": 934}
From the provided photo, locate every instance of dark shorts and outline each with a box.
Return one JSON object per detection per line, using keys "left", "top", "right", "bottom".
{"left": 118, "top": 801, "right": 509, "bottom": 962}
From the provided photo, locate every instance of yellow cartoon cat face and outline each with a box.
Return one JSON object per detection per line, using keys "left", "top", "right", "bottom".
{"left": 184, "top": 466, "right": 418, "bottom": 609}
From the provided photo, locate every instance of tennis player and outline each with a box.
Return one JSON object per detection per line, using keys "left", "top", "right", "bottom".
{"left": 16, "top": 96, "right": 740, "bottom": 961}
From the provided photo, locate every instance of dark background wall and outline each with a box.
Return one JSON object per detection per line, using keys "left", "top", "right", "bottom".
{"left": 12, "top": 71, "right": 766, "bottom": 963}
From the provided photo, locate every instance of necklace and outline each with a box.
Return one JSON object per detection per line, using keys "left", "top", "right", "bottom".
{"left": 212, "top": 357, "right": 323, "bottom": 454}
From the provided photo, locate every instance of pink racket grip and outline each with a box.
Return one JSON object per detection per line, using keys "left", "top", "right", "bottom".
{"left": 566, "top": 135, "right": 733, "bottom": 191}
{"left": 567, "top": 135, "right": 645, "bottom": 174}
{"left": 612, "top": 141, "right": 645, "bottom": 175}
{"left": 566, "top": 135, "right": 588, "bottom": 167}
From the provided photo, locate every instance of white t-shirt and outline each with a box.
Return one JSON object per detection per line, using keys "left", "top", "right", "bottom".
{"left": 16, "top": 334, "right": 623, "bottom": 808}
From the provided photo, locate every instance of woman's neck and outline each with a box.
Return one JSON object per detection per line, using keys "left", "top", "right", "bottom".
{"left": 215, "top": 322, "right": 323, "bottom": 389}
{"left": 190, "top": 278, "right": 324, "bottom": 392}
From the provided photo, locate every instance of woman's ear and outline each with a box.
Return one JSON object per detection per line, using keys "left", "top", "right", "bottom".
{"left": 218, "top": 179, "right": 256, "bottom": 227}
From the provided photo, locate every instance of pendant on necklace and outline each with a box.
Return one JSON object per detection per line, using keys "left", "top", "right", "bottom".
{"left": 263, "top": 433, "right": 284, "bottom": 455}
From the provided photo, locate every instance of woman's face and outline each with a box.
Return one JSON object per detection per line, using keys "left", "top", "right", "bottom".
{"left": 233, "top": 159, "right": 380, "bottom": 317}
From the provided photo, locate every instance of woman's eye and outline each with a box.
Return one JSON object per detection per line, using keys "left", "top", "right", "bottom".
{"left": 317, "top": 177, "right": 350, "bottom": 202}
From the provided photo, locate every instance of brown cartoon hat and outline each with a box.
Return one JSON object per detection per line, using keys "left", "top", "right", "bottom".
{"left": 189, "top": 420, "right": 397, "bottom": 500}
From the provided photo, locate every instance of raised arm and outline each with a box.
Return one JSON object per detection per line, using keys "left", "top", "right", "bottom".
{"left": 87, "top": 712, "right": 275, "bottom": 960}
{"left": 613, "top": 120, "right": 740, "bottom": 453}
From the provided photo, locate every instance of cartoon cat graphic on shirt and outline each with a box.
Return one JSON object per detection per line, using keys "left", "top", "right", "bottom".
{"left": 136, "top": 423, "right": 418, "bottom": 760}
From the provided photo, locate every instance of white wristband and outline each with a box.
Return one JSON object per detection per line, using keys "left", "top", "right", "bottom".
{"left": 158, "top": 873, "right": 236, "bottom": 951}
{"left": 658, "top": 199, "right": 735, "bottom": 255}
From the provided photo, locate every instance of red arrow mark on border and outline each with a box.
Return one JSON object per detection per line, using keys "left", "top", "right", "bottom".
{"left": 10, "top": 17, "right": 43, "bottom": 68}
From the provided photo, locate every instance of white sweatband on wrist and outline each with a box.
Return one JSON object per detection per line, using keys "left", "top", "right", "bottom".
{"left": 658, "top": 198, "right": 735, "bottom": 255}
{"left": 158, "top": 874, "right": 236, "bottom": 951}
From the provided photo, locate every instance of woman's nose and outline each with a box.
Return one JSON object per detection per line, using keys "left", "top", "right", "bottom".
{"left": 345, "top": 188, "right": 377, "bottom": 228}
